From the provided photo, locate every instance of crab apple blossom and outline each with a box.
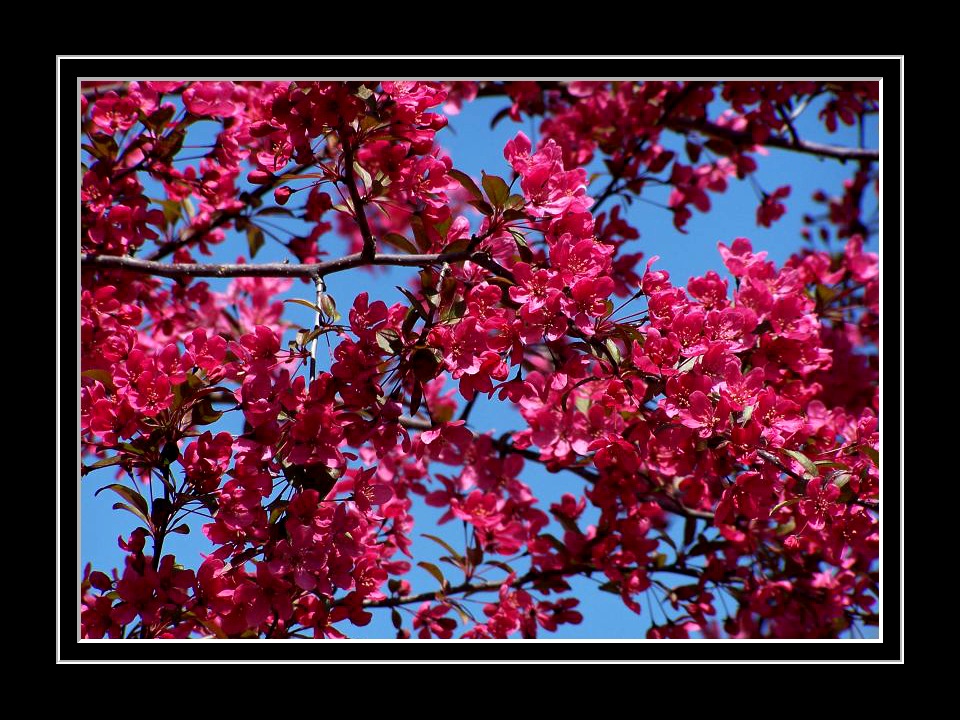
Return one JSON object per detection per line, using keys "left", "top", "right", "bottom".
{"left": 80, "top": 79, "right": 881, "bottom": 641}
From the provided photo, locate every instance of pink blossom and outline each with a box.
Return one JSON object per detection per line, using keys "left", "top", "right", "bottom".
{"left": 183, "top": 81, "right": 240, "bottom": 117}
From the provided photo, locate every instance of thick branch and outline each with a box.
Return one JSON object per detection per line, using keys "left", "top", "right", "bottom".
{"left": 362, "top": 564, "right": 594, "bottom": 609}
{"left": 362, "top": 559, "right": 710, "bottom": 610}
{"left": 668, "top": 118, "right": 879, "bottom": 162}
{"left": 82, "top": 250, "right": 485, "bottom": 280}
{"left": 340, "top": 138, "right": 376, "bottom": 262}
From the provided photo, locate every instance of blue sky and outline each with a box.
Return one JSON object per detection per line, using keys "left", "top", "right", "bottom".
{"left": 81, "top": 87, "right": 879, "bottom": 639}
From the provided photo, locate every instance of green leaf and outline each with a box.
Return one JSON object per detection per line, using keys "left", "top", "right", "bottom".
{"left": 509, "top": 228, "right": 532, "bottom": 262}
{"left": 421, "top": 533, "right": 463, "bottom": 561}
{"left": 256, "top": 206, "right": 295, "bottom": 217}
{"left": 111, "top": 502, "right": 152, "bottom": 529}
{"left": 604, "top": 338, "right": 622, "bottom": 365}
{"left": 417, "top": 561, "right": 447, "bottom": 589}
{"left": 484, "top": 560, "right": 515, "bottom": 575}
{"left": 467, "top": 199, "right": 494, "bottom": 217}
{"left": 118, "top": 442, "right": 145, "bottom": 456}
{"left": 319, "top": 293, "right": 340, "bottom": 322}
{"left": 375, "top": 328, "right": 402, "bottom": 354}
{"left": 160, "top": 442, "right": 180, "bottom": 467}
{"left": 541, "top": 533, "right": 567, "bottom": 554}
{"left": 447, "top": 169, "right": 484, "bottom": 202}
{"left": 504, "top": 194, "right": 525, "bottom": 211}
{"left": 432, "top": 215, "right": 453, "bottom": 238}
{"left": 861, "top": 446, "right": 879, "bottom": 465}
{"left": 382, "top": 232, "right": 419, "bottom": 255}
{"left": 831, "top": 471, "right": 852, "bottom": 490}
{"left": 448, "top": 599, "right": 475, "bottom": 624}
{"left": 155, "top": 127, "right": 186, "bottom": 162}
{"left": 441, "top": 237, "right": 470, "bottom": 255}
{"left": 184, "top": 612, "right": 228, "bottom": 639}
{"left": 658, "top": 531, "right": 678, "bottom": 553}
{"left": 505, "top": 227, "right": 525, "bottom": 247}
{"left": 396, "top": 286, "right": 431, "bottom": 320}
{"left": 352, "top": 161, "right": 373, "bottom": 192}
{"left": 95, "top": 483, "right": 150, "bottom": 518}
{"left": 770, "top": 497, "right": 801, "bottom": 515}
{"left": 815, "top": 460, "right": 850, "bottom": 470}
{"left": 88, "top": 133, "right": 119, "bottom": 161}
{"left": 279, "top": 172, "right": 327, "bottom": 181}
{"left": 409, "top": 214, "right": 431, "bottom": 252}
{"left": 815, "top": 283, "right": 839, "bottom": 305}
{"left": 246, "top": 226, "right": 265, "bottom": 258}
{"left": 410, "top": 347, "right": 441, "bottom": 383}
{"left": 685, "top": 140, "right": 703, "bottom": 163}
{"left": 489, "top": 106, "right": 511, "bottom": 129}
{"left": 486, "top": 276, "right": 515, "bottom": 292}
{"left": 295, "top": 327, "right": 323, "bottom": 347}
{"left": 481, "top": 172, "right": 510, "bottom": 209}
{"left": 439, "top": 556, "right": 465, "bottom": 571}
{"left": 83, "top": 455, "right": 123, "bottom": 474}
{"left": 81, "top": 369, "right": 114, "bottom": 390}
{"left": 783, "top": 449, "right": 819, "bottom": 478}
{"left": 154, "top": 198, "right": 184, "bottom": 227}
{"left": 168, "top": 524, "right": 191, "bottom": 535}
{"left": 408, "top": 382, "right": 423, "bottom": 416}
{"left": 146, "top": 105, "right": 176, "bottom": 131}
{"left": 284, "top": 298, "right": 323, "bottom": 314}
{"left": 597, "top": 580, "right": 620, "bottom": 595}
{"left": 283, "top": 462, "right": 338, "bottom": 497}
{"left": 191, "top": 397, "right": 223, "bottom": 426}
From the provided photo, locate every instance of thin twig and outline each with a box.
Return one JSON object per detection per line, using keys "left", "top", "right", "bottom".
{"left": 309, "top": 276, "right": 325, "bottom": 381}
{"left": 146, "top": 161, "right": 317, "bottom": 262}
{"left": 397, "top": 415, "right": 714, "bottom": 521}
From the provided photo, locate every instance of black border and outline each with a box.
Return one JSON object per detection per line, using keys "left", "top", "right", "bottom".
{"left": 60, "top": 56, "right": 901, "bottom": 662}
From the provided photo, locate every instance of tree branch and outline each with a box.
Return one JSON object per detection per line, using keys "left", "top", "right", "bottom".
{"left": 667, "top": 117, "right": 879, "bottom": 162}
{"left": 340, "top": 137, "right": 376, "bottom": 262}
{"left": 362, "top": 564, "right": 594, "bottom": 609}
{"left": 361, "top": 559, "right": 712, "bottom": 611}
{"left": 80, "top": 82, "right": 130, "bottom": 99}
{"left": 82, "top": 249, "right": 483, "bottom": 280}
